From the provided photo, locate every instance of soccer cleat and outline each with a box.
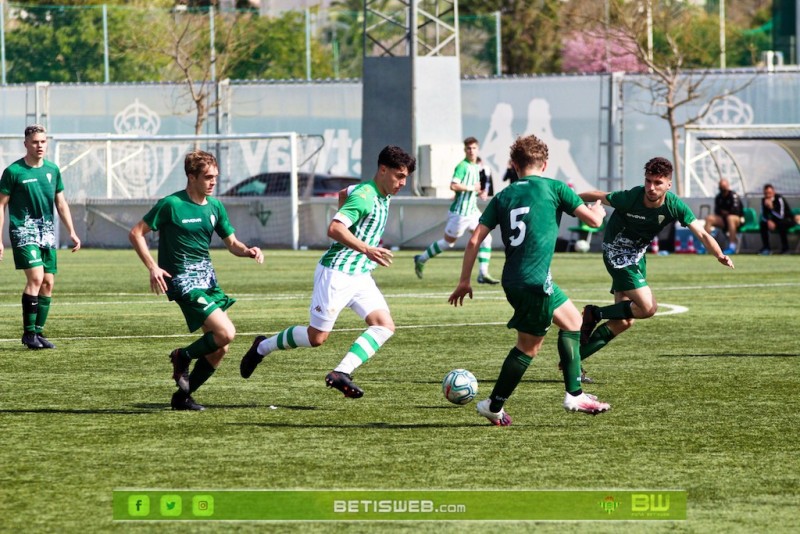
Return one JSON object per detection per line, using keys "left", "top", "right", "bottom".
{"left": 36, "top": 333, "right": 56, "bottom": 349}
{"left": 476, "top": 399, "right": 512, "bottom": 426}
{"left": 563, "top": 392, "right": 610, "bottom": 415}
{"left": 413, "top": 255, "right": 425, "bottom": 279}
{"left": 171, "top": 390, "right": 205, "bottom": 411}
{"left": 325, "top": 371, "right": 364, "bottom": 398}
{"left": 476, "top": 273, "right": 500, "bottom": 285}
{"left": 170, "top": 349, "right": 191, "bottom": 393}
{"left": 21, "top": 332, "right": 44, "bottom": 350}
{"left": 240, "top": 335, "right": 267, "bottom": 379}
{"left": 722, "top": 245, "right": 736, "bottom": 255}
{"left": 580, "top": 305, "right": 601, "bottom": 345}
{"left": 759, "top": 248, "right": 771, "bottom": 256}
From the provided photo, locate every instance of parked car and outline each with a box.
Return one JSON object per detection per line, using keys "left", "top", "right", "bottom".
{"left": 220, "top": 172, "right": 361, "bottom": 198}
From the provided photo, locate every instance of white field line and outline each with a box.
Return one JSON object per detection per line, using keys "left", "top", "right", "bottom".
{"left": 0, "top": 292, "right": 690, "bottom": 343}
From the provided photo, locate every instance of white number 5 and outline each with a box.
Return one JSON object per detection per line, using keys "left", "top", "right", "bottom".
{"left": 509, "top": 207, "right": 530, "bottom": 246}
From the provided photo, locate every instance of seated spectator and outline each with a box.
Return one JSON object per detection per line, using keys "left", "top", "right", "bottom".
{"left": 759, "top": 183, "right": 794, "bottom": 255}
{"left": 704, "top": 178, "right": 743, "bottom": 255}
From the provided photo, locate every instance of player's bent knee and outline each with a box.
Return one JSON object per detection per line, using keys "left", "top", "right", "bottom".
{"left": 309, "top": 331, "right": 329, "bottom": 347}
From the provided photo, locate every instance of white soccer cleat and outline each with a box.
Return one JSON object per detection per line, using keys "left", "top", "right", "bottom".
{"left": 476, "top": 399, "right": 512, "bottom": 426}
{"left": 563, "top": 392, "right": 610, "bottom": 415}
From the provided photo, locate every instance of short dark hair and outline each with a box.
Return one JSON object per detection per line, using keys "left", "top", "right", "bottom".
{"left": 509, "top": 135, "right": 548, "bottom": 170}
{"left": 24, "top": 124, "right": 46, "bottom": 138}
{"left": 644, "top": 157, "right": 673, "bottom": 178}
{"left": 463, "top": 136, "right": 479, "bottom": 146}
{"left": 184, "top": 150, "right": 218, "bottom": 177}
{"left": 377, "top": 145, "right": 416, "bottom": 174}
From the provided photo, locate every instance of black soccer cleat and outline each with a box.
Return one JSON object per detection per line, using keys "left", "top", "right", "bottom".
{"left": 580, "top": 305, "right": 601, "bottom": 345}
{"left": 325, "top": 371, "right": 364, "bottom": 398}
{"left": 36, "top": 333, "right": 56, "bottom": 349}
{"left": 171, "top": 390, "right": 205, "bottom": 411}
{"left": 22, "top": 331, "right": 44, "bottom": 350}
{"left": 170, "top": 349, "right": 191, "bottom": 393}
{"left": 240, "top": 335, "right": 267, "bottom": 379}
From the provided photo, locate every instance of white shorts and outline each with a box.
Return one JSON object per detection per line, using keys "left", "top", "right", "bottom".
{"left": 309, "top": 264, "right": 390, "bottom": 332}
{"left": 444, "top": 212, "right": 480, "bottom": 239}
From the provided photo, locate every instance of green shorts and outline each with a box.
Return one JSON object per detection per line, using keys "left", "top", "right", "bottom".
{"left": 604, "top": 255, "right": 648, "bottom": 293}
{"left": 12, "top": 245, "right": 58, "bottom": 273}
{"left": 505, "top": 283, "right": 567, "bottom": 337}
{"left": 174, "top": 287, "right": 236, "bottom": 332}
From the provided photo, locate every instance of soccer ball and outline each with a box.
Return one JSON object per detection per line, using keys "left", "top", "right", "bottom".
{"left": 574, "top": 239, "right": 590, "bottom": 253}
{"left": 442, "top": 369, "right": 478, "bottom": 405}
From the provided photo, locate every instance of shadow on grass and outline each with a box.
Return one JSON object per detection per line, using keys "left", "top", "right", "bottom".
{"left": 0, "top": 407, "right": 156, "bottom": 415}
{"left": 665, "top": 353, "right": 800, "bottom": 358}
{"left": 230, "top": 421, "right": 496, "bottom": 429}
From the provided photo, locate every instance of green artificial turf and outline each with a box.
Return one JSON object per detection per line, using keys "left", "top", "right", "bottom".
{"left": 0, "top": 249, "right": 797, "bottom": 532}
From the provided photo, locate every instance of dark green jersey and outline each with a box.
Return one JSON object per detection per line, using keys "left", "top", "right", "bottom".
{"left": 480, "top": 175, "right": 583, "bottom": 293}
{"left": 143, "top": 190, "right": 235, "bottom": 300}
{"left": 603, "top": 186, "right": 696, "bottom": 268}
{"left": 0, "top": 158, "right": 64, "bottom": 249}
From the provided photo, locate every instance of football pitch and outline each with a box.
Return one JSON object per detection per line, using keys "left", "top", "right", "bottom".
{"left": 1, "top": 249, "right": 797, "bottom": 532}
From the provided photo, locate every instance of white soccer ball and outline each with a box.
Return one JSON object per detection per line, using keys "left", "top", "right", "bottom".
{"left": 442, "top": 369, "right": 478, "bottom": 405}
{"left": 574, "top": 239, "right": 590, "bottom": 253}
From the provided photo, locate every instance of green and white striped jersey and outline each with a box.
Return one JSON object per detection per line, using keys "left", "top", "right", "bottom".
{"left": 319, "top": 180, "right": 390, "bottom": 274}
{"left": 449, "top": 159, "right": 481, "bottom": 216}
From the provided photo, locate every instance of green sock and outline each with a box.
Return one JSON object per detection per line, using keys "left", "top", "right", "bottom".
{"left": 188, "top": 356, "right": 217, "bottom": 393}
{"left": 558, "top": 330, "right": 582, "bottom": 394}
{"left": 35, "top": 295, "right": 52, "bottom": 334}
{"left": 22, "top": 293, "right": 38, "bottom": 333}
{"left": 183, "top": 331, "right": 219, "bottom": 360}
{"left": 489, "top": 347, "right": 532, "bottom": 412}
{"left": 580, "top": 324, "right": 616, "bottom": 360}
{"left": 596, "top": 301, "right": 634, "bottom": 320}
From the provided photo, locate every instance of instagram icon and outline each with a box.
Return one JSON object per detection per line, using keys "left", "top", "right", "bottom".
{"left": 192, "top": 495, "right": 214, "bottom": 517}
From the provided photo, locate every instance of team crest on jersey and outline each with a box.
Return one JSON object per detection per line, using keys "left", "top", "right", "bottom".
{"left": 658, "top": 215, "right": 665, "bottom": 224}
{"left": 46, "top": 173, "right": 52, "bottom": 183}
{"left": 210, "top": 214, "right": 217, "bottom": 227}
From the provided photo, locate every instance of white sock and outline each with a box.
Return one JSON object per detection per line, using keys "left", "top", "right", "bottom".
{"left": 258, "top": 326, "right": 312, "bottom": 355}
{"left": 334, "top": 325, "right": 394, "bottom": 375}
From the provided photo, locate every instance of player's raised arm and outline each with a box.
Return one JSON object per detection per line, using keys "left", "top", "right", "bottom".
{"left": 579, "top": 190, "right": 611, "bottom": 206}
{"left": 573, "top": 200, "right": 606, "bottom": 228}
{"left": 129, "top": 220, "right": 172, "bottom": 294}
{"left": 223, "top": 234, "right": 264, "bottom": 264}
{"left": 327, "top": 219, "right": 393, "bottom": 267}
{"left": 688, "top": 219, "right": 735, "bottom": 269}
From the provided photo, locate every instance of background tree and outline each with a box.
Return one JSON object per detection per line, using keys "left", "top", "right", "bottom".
{"left": 572, "top": 0, "right": 759, "bottom": 194}
{"left": 460, "top": 0, "right": 565, "bottom": 74}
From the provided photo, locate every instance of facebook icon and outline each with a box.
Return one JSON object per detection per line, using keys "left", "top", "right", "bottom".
{"left": 128, "top": 495, "right": 150, "bottom": 516}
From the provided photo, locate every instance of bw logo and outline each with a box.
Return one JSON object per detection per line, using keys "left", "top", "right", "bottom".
{"left": 631, "top": 494, "right": 670, "bottom": 512}
{"left": 249, "top": 202, "right": 272, "bottom": 227}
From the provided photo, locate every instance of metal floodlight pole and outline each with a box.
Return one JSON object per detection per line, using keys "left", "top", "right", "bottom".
{"left": 305, "top": 8, "right": 312, "bottom": 81}
{"left": 1, "top": 0, "right": 6, "bottom": 85}
{"left": 209, "top": 6, "right": 216, "bottom": 83}
{"left": 103, "top": 4, "right": 110, "bottom": 83}
{"left": 719, "top": 0, "right": 726, "bottom": 69}
{"left": 494, "top": 11, "right": 501, "bottom": 76}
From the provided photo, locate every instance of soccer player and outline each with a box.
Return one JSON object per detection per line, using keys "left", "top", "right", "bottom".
{"left": 240, "top": 145, "right": 415, "bottom": 398}
{"left": 448, "top": 134, "right": 611, "bottom": 426}
{"left": 414, "top": 137, "right": 499, "bottom": 284}
{"left": 129, "top": 150, "right": 264, "bottom": 411}
{"left": 578, "top": 157, "right": 735, "bottom": 367}
{"left": 0, "top": 124, "right": 81, "bottom": 350}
